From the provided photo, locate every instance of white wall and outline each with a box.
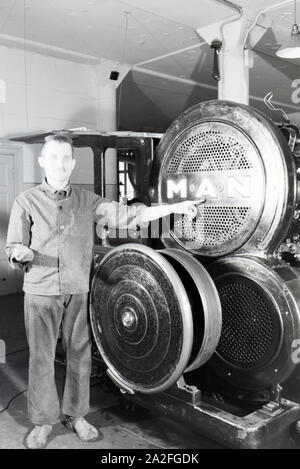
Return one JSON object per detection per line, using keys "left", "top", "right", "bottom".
{"left": 0, "top": 46, "right": 100, "bottom": 294}
{"left": 0, "top": 45, "right": 97, "bottom": 187}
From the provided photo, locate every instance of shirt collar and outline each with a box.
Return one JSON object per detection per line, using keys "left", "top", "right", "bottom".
{"left": 40, "top": 178, "right": 71, "bottom": 197}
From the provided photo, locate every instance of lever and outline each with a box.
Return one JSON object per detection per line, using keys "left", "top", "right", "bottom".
{"left": 210, "top": 40, "right": 222, "bottom": 81}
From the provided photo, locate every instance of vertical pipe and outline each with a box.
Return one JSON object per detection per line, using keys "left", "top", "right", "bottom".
{"left": 98, "top": 82, "right": 119, "bottom": 201}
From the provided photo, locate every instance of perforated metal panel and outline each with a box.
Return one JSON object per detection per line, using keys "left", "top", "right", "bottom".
{"left": 167, "top": 130, "right": 253, "bottom": 174}
{"left": 158, "top": 121, "right": 266, "bottom": 256}
{"left": 215, "top": 276, "right": 280, "bottom": 369}
{"left": 207, "top": 256, "right": 300, "bottom": 391}
{"left": 174, "top": 206, "right": 251, "bottom": 248}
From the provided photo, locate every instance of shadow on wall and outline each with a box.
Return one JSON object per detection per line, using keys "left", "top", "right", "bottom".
{"left": 184, "top": 50, "right": 217, "bottom": 111}
{"left": 117, "top": 67, "right": 218, "bottom": 133}
{"left": 117, "top": 73, "right": 171, "bottom": 132}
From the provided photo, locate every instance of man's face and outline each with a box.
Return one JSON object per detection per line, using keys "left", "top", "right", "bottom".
{"left": 38, "top": 140, "right": 75, "bottom": 183}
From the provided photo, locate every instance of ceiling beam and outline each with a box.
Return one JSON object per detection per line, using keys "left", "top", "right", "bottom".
{"left": 135, "top": 42, "right": 205, "bottom": 67}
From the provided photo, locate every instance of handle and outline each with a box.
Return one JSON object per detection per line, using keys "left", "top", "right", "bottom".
{"left": 210, "top": 40, "right": 222, "bottom": 82}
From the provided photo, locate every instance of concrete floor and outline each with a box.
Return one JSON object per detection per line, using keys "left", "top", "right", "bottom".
{"left": 0, "top": 293, "right": 222, "bottom": 450}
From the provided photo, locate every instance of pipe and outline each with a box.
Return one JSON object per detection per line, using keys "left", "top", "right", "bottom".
{"left": 132, "top": 66, "right": 205, "bottom": 88}
{"left": 216, "top": 0, "right": 297, "bottom": 50}
{"left": 214, "top": 0, "right": 296, "bottom": 50}
{"left": 212, "top": 0, "right": 242, "bottom": 14}
{"left": 244, "top": 2, "right": 296, "bottom": 50}
{"left": 135, "top": 42, "right": 205, "bottom": 67}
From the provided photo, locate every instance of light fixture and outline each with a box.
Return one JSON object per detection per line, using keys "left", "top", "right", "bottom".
{"left": 276, "top": 0, "right": 300, "bottom": 58}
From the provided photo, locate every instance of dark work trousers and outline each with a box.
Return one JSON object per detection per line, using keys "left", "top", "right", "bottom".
{"left": 24, "top": 293, "right": 91, "bottom": 425}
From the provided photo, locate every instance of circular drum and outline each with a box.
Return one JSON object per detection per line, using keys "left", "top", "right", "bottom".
{"left": 208, "top": 256, "right": 300, "bottom": 391}
{"left": 90, "top": 244, "right": 194, "bottom": 393}
{"left": 150, "top": 100, "right": 296, "bottom": 257}
{"left": 159, "top": 249, "right": 222, "bottom": 372}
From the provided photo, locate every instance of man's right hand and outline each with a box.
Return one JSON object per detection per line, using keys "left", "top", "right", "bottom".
{"left": 12, "top": 246, "right": 34, "bottom": 263}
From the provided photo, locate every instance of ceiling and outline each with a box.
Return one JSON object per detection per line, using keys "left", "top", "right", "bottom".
{"left": 1, "top": 0, "right": 300, "bottom": 128}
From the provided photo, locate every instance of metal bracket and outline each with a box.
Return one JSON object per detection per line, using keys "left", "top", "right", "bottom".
{"left": 279, "top": 122, "right": 300, "bottom": 154}
{"left": 210, "top": 40, "right": 222, "bottom": 81}
{"left": 261, "top": 384, "right": 283, "bottom": 415}
{"left": 166, "top": 375, "right": 202, "bottom": 406}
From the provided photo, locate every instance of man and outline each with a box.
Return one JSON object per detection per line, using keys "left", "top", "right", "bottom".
{"left": 5, "top": 134, "right": 203, "bottom": 449}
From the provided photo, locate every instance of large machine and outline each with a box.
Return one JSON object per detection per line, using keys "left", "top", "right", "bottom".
{"left": 90, "top": 100, "right": 300, "bottom": 448}
{"left": 12, "top": 99, "right": 300, "bottom": 448}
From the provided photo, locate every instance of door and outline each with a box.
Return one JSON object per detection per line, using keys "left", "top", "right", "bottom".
{"left": 0, "top": 152, "right": 19, "bottom": 295}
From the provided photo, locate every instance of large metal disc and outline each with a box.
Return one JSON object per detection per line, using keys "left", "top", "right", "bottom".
{"left": 150, "top": 100, "right": 295, "bottom": 258}
{"left": 159, "top": 249, "right": 222, "bottom": 372}
{"left": 90, "top": 243, "right": 193, "bottom": 393}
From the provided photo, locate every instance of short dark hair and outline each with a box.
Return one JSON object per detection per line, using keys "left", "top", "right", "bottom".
{"left": 42, "top": 133, "right": 74, "bottom": 156}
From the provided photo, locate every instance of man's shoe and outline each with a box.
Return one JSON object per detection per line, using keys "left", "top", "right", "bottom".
{"left": 25, "top": 424, "right": 53, "bottom": 449}
{"left": 65, "top": 416, "right": 99, "bottom": 442}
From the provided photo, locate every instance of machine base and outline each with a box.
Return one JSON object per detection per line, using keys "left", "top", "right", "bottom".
{"left": 123, "top": 379, "right": 300, "bottom": 449}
